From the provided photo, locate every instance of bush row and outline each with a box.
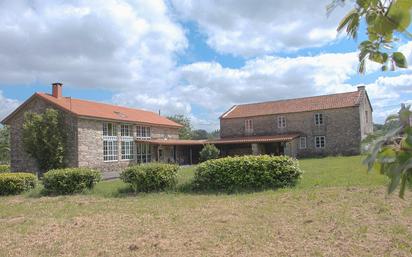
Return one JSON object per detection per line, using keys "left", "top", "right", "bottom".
{"left": 0, "top": 173, "right": 37, "bottom": 195}
{"left": 193, "top": 155, "right": 303, "bottom": 191}
{"left": 0, "top": 164, "right": 10, "bottom": 173}
{"left": 120, "top": 163, "right": 179, "bottom": 192}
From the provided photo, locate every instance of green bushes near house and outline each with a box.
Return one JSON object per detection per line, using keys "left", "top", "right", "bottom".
{"left": 193, "top": 155, "right": 303, "bottom": 191}
{"left": 120, "top": 163, "right": 179, "bottom": 192}
{"left": 0, "top": 172, "right": 37, "bottom": 195}
{"left": 43, "top": 168, "right": 101, "bottom": 195}
{"left": 199, "top": 144, "right": 220, "bottom": 162}
{"left": 0, "top": 164, "right": 10, "bottom": 173}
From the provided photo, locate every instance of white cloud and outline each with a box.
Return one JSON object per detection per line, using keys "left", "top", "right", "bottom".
{"left": 0, "top": 91, "right": 19, "bottom": 121}
{"left": 178, "top": 52, "right": 359, "bottom": 112}
{"left": 0, "top": 0, "right": 186, "bottom": 91}
{"left": 171, "top": 0, "right": 352, "bottom": 56}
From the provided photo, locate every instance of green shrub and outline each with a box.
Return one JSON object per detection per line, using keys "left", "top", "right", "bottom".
{"left": 43, "top": 168, "right": 101, "bottom": 195}
{"left": 0, "top": 173, "right": 37, "bottom": 195}
{"left": 199, "top": 144, "right": 220, "bottom": 162}
{"left": 120, "top": 163, "right": 179, "bottom": 192}
{"left": 0, "top": 164, "right": 10, "bottom": 173}
{"left": 193, "top": 155, "right": 303, "bottom": 191}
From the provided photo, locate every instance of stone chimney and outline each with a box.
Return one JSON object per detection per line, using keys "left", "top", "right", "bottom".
{"left": 52, "top": 83, "right": 63, "bottom": 98}
{"left": 357, "top": 85, "right": 365, "bottom": 91}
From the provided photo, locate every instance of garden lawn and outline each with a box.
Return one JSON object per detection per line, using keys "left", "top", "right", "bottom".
{"left": 1, "top": 156, "right": 412, "bottom": 257}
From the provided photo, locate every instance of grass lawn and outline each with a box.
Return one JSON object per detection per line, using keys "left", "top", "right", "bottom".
{"left": 1, "top": 156, "right": 412, "bottom": 257}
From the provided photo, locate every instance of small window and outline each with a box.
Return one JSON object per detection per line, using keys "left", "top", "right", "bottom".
{"left": 277, "top": 116, "right": 286, "bottom": 128}
{"left": 299, "top": 136, "right": 307, "bottom": 149}
{"left": 315, "top": 136, "right": 325, "bottom": 148}
{"left": 314, "top": 113, "right": 324, "bottom": 126}
{"left": 103, "top": 123, "right": 117, "bottom": 136}
{"left": 245, "top": 119, "right": 253, "bottom": 133}
{"left": 136, "top": 125, "right": 151, "bottom": 139}
{"left": 121, "top": 124, "right": 132, "bottom": 137}
{"left": 365, "top": 110, "right": 369, "bottom": 123}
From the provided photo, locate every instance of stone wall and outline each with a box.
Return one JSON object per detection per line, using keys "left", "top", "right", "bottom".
{"left": 358, "top": 90, "right": 374, "bottom": 139}
{"left": 7, "top": 96, "right": 78, "bottom": 173}
{"left": 220, "top": 106, "right": 362, "bottom": 157}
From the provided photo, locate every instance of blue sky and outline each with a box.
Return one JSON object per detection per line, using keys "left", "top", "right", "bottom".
{"left": 0, "top": 0, "right": 411, "bottom": 130}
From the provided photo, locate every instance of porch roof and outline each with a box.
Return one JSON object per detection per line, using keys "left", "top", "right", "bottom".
{"left": 136, "top": 134, "right": 300, "bottom": 146}
{"left": 209, "top": 134, "right": 300, "bottom": 145}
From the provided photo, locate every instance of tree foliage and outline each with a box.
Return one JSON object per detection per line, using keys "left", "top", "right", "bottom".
{"left": 167, "top": 114, "right": 193, "bottom": 139}
{"left": 192, "top": 129, "right": 208, "bottom": 140}
{"left": 199, "top": 144, "right": 220, "bottom": 162}
{"left": 329, "top": 0, "right": 412, "bottom": 73}
{"left": 0, "top": 126, "right": 10, "bottom": 164}
{"left": 22, "top": 108, "right": 68, "bottom": 173}
{"left": 363, "top": 104, "right": 412, "bottom": 198}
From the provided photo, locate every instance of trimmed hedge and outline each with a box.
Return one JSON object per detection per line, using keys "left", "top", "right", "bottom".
{"left": 0, "top": 173, "right": 37, "bottom": 195}
{"left": 43, "top": 168, "right": 101, "bottom": 195}
{"left": 193, "top": 155, "right": 303, "bottom": 191}
{"left": 199, "top": 144, "right": 220, "bottom": 162}
{"left": 0, "top": 165, "right": 10, "bottom": 173}
{"left": 120, "top": 163, "right": 179, "bottom": 192}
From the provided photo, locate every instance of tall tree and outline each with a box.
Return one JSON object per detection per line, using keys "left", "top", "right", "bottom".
{"left": 22, "top": 108, "right": 68, "bottom": 173}
{"left": 167, "top": 114, "right": 193, "bottom": 139}
{"left": 330, "top": 0, "right": 412, "bottom": 73}
{"left": 0, "top": 126, "right": 10, "bottom": 164}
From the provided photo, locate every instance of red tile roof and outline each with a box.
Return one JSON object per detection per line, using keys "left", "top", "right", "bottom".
{"left": 2, "top": 93, "right": 182, "bottom": 128}
{"left": 137, "top": 134, "right": 300, "bottom": 145}
{"left": 221, "top": 90, "right": 363, "bottom": 119}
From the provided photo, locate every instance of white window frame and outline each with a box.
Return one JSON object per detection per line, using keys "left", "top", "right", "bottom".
{"left": 103, "top": 123, "right": 118, "bottom": 162}
{"left": 137, "top": 143, "right": 151, "bottom": 163}
{"left": 120, "top": 124, "right": 134, "bottom": 160}
{"left": 299, "top": 136, "right": 307, "bottom": 149}
{"left": 277, "top": 116, "right": 286, "bottom": 128}
{"left": 245, "top": 119, "right": 253, "bottom": 134}
{"left": 315, "top": 136, "right": 326, "bottom": 149}
{"left": 314, "top": 113, "right": 324, "bottom": 126}
{"left": 136, "top": 125, "right": 151, "bottom": 139}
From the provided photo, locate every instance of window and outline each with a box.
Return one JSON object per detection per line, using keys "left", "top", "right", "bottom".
{"left": 136, "top": 125, "right": 151, "bottom": 139}
{"left": 365, "top": 110, "right": 369, "bottom": 123}
{"left": 245, "top": 119, "right": 253, "bottom": 133}
{"left": 137, "top": 143, "right": 151, "bottom": 163}
{"left": 314, "top": 113, "right": 324, "bottom": 125}
{"left": 315, "top": 136, "right": 325, "bottom": 148}
{"left": 103, "top": 122, "right": 117, "bottom": 136}
{"left": 277, "top": 116, "right": 286, "bottom": 128}
{"left": 121, "top": 124, "right": 134, "bottom": 160}
{"left": 299, "top": 136, "right": 307, "bottom": 149}
{"left": 103, "top": 123, "right": 118, "bottom": 161}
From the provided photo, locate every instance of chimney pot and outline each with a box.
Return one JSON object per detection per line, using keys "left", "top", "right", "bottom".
{"left": 52, "top": 82, "right": 63, "bottom": 98}
{"left": 357, "top": 86, "right": 365, "bottom": 91}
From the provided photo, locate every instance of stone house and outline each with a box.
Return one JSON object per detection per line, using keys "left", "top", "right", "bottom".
{"left": 218, "top": 86, "right": 373, "bottom": 157}
{"left": 2, "top": 83, "right": 373, "bottom": 177}
{"left": 1, "top": 83, "right": 188, "bottom": 177}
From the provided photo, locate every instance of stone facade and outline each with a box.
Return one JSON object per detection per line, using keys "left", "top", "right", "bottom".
{"left": 7, "top": 97, "right": 78, "bottom": 173}
{"left": 220, "top": 90, "right": 373, "bottom": 157}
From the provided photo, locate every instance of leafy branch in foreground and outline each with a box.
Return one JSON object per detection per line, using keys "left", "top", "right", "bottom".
{"left": 329, "top": 0, "right": 412, "bottom": 73}
{"left": 363, "top": 104, "right": 412, "bottom": 198}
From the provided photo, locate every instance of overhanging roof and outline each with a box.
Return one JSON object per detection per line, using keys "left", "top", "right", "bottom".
{"left": 136, "top": 134, "right": 300, "bottom": 146}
